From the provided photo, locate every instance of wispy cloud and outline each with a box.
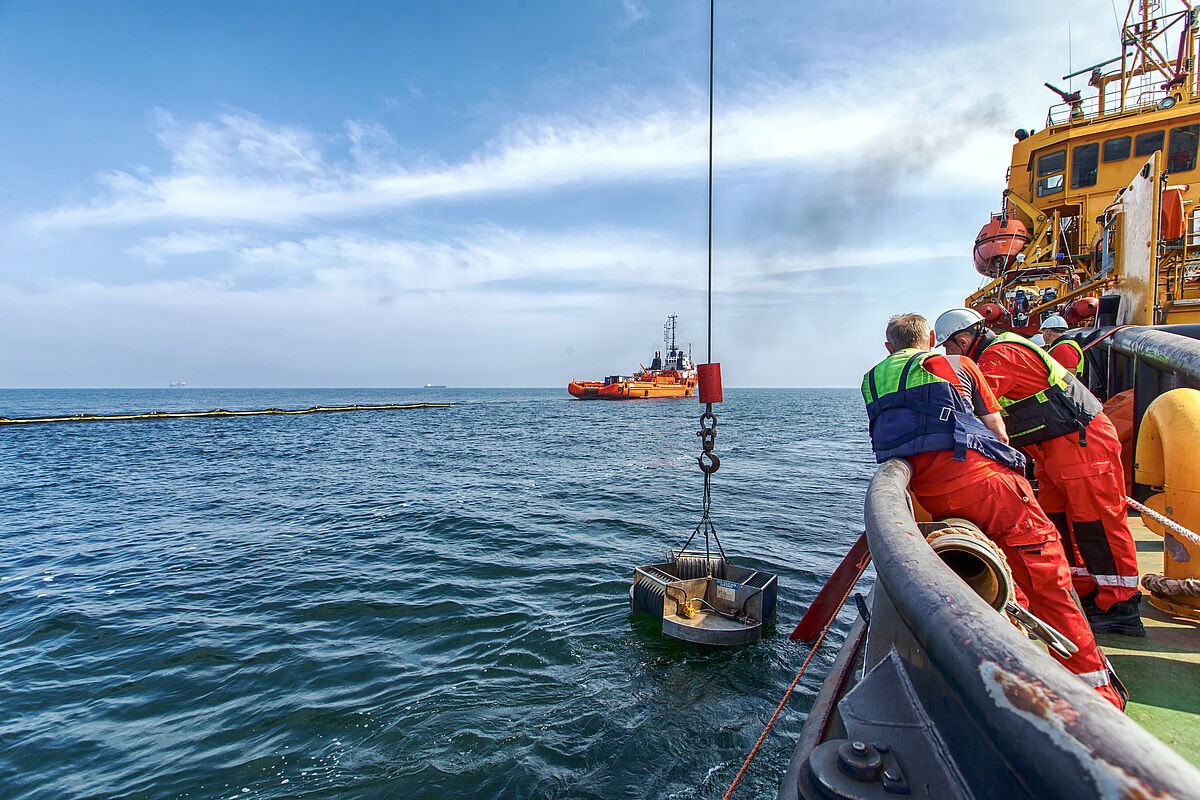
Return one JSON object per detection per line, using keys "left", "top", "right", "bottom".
{"left": 127, "top": 229, "right": 247, "bottom": 265}
{"left": 23, "top": 43, "right": 1018, "bottom": 235}
{"left": 221, "top": 226, "right": 962, "bottom": 300}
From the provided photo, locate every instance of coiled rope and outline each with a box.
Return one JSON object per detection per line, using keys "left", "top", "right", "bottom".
{"left": 1142, "top": 573, "right": 1200, "bottom": 597}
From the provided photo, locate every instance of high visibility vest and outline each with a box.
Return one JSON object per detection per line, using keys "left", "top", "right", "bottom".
{"left": 981, "top": 332, "right": 1103, "bottom": 447}
{"left": 862, "top": 349, "right": 1026, "bottom": 471}
{"left": 1049, "top": 338, "right": 1086, "bottom": 377}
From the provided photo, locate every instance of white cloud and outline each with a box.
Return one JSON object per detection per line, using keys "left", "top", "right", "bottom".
{"left": 22, "top": 36, "right": 1030, "bottom": 234}
{"left": 223, "top": 225, "right": 964, "bottom": 297}
{"left": 127, "top": 230, "right": 247, "bottom": 265}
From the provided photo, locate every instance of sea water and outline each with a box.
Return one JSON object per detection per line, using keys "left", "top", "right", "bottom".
{"left": 0, "top": 388, "right": 875, "bottom": 800}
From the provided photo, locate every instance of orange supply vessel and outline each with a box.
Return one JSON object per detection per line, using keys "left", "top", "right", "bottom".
{"left": 568, "top": 315, "right": 697, "bottom": 400}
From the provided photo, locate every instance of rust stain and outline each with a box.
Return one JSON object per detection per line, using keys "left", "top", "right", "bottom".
{"left": 1120, "top": 784, "right": 1167, "bottom": 800}
{"left": 997, "top": 671, "right": 1081, "bottom": 726}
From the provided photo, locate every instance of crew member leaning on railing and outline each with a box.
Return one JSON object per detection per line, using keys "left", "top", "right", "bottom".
{"left": 863, "top": 313, "right": 1124, "bottom": 710}
{"left": 936, "top": 308, "right": 1144, "bottom": 637}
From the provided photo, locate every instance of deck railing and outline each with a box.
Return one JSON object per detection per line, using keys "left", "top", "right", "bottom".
{"left": 852, "top": 458, "right": 1200, "bottom": 800}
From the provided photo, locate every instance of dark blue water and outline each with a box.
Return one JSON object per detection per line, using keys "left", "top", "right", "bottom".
{"left": 0, "top": 388, "right": 876, "bottom": 800}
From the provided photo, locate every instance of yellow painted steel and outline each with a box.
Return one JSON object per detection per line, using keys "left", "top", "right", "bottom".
{"left": 0, "top": 403, "right": 455, "bottom": 426}
{"left": 965, "top": 2, "right": 1200, "bottom": 326}
{"left": 1134, "top": 387, "right": 1200, "bottom": 618}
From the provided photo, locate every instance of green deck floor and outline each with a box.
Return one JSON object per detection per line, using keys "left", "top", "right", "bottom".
{"left": 1097, "top": 517, "right": 1200, "bottom": 767}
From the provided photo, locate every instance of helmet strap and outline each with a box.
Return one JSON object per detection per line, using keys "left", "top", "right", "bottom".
{"left": 965, "top": 325, "right": 988, "bottom": 360}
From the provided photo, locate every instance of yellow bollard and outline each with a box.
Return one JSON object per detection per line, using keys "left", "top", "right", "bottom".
{"left": 1135, "top": 387, "right": 1200, "bottom": 618}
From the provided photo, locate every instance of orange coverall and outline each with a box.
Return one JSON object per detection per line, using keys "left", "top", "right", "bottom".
{"left": 975, "top": 341, "right": 1139, "bottom": 612}
{"left": 907, "top": 355, "right": 1122, "bottom": 709}
{"left": 1048, "top": 339, "right": 1083, "bottom": 373}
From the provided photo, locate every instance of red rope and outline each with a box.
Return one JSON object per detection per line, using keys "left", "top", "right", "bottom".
{"left": 1080, "top": 324, "right": 1134, "bottom": 352}
{"left": 721, "top": 569, "right": 864, "bottom": 799}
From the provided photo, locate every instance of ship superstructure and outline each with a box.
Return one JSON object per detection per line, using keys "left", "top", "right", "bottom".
{"left": 568, "top": 315, "right": 697, "bottom": 400}
{"left": 778, "top": 4, "right": 1200, "bottom": 797}
{"left": 968, "top": 1, "right": 1200, "bottom": 331}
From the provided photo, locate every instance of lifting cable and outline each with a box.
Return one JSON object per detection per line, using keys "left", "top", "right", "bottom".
{"left": 1125, "top": 495, "right": 1200, "bottom": 549}
{"left": 679, "top": 0, "right": 725, "bottom": 566}
{"left": 1079, "top": 324, "right": 1133, "bottom": 352}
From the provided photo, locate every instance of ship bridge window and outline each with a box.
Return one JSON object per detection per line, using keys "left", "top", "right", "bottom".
{"left": 1071, "top": 142, "right": 1099, "bottom": 188}
{"left": 1036, "top": 149, "right": 1066, "bottom": 196}
{"left": 1167, "top": 124, "right": 1199, "bottom": 173}
{"left": 1037, "top": 149, "right": 1065, "bottom": 176}
{"left": 1135, "top": 130, "right": 1165, "bottom": 157}
{"left": 1102, "top": 136, "right": 1131, "bottom": 162}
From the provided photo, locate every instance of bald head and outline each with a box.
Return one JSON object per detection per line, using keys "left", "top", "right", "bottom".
{"left": 885, "top": 314, "right": 933, "bottom": 352}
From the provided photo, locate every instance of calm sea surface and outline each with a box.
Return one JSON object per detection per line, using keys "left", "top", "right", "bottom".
{"left": 0, "top": 388, "right": 876, "bottom": 800}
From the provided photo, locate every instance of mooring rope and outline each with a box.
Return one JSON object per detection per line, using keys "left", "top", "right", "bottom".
{"left": 721, "top": 563, "right": 864, "bottom": 799}
{"left": 1126, "top": 495, "right": 1200, "bottom": 549}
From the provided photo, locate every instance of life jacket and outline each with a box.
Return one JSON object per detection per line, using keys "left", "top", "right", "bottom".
{"left": 862, "top": 349, "right": 1026, "bottom": 471}
{"left": 1049, "top": 338, "right": 1086, "bottom": 377}
{"left": 980, "top": 332, "right": 1103, "bottom": 447}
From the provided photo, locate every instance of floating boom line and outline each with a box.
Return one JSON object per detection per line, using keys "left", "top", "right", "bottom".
{"left": 0, "top": 403, "right": 456, "bottom": 426}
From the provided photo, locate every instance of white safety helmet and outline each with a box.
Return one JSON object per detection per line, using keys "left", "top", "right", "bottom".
{"left": 934, "top": 307, "right": 985, "bottom": 347}
{"left": 1040, "top": 314, "right": 1068, "bottom": 331}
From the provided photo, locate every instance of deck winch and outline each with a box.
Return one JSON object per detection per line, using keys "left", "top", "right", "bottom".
{"left": 628, "top": 362, "right": 779, "bottom": 645}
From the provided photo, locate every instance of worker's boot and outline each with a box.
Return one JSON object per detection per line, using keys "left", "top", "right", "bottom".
{"left": 1087, "top": 591, "right": 1146, "bottom": 637}
{"left": 1077, "top": 588, "right": 1100, "bottom": 616}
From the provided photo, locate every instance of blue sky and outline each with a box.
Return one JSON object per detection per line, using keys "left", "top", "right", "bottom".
{"left": 0, "top": 0, "right": 1119, "bottom": 387}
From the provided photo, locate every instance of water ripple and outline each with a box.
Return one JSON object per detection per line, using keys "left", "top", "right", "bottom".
{"left": 0, "top": 388, "right": 874, "bottom": 799}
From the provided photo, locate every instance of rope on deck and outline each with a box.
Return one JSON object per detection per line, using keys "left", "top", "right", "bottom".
{"left": 0, "top": 403, "right": 456, "bottom": 426}
{"left": 1125, "top": 496, "right": 1200, "bottom": 601}
{"left": 1126, "top": 495, "right": 1200, "bottom": 549}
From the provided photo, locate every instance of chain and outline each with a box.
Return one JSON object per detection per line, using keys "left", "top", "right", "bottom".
{"left": 698, "top": 404, "right": 719, "bottom": 475}
{"left": 675, "top": 403, "right": 727, "bottom": 569}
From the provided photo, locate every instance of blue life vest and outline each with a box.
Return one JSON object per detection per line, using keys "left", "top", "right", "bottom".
{"left": 862, "top": 349, "right": 1026, "bottom": 472}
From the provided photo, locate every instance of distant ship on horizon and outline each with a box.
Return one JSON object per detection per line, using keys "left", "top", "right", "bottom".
{"left": 423, "top": 383, "right": 446, "bottom": 388}
{"left": 169, "top": 379, "right": 186, "bottom": 389}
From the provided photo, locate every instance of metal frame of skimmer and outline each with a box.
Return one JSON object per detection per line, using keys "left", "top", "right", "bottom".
{"left": 630, "top": 550, "right": 778, "bottom": 645}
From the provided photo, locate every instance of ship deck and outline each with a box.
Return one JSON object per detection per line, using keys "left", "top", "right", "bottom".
{"left": 1099, "top": 515, "right": 1200, "bottom": 767}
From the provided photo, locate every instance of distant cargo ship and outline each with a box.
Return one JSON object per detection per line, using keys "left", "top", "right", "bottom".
{"left": 423, "top": 383, "right": 446, "bottom": 388}
{"left": 169, "top": 379, "right": 186, "bottom": 389}
{"left": 568, "top": 315, "right": 696, "bottom": 400}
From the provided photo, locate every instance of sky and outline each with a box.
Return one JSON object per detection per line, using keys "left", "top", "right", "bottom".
{"left": 0, "top": 0, "right": 1126, "bottom": 387}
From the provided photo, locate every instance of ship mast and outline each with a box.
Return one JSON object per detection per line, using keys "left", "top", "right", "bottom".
{"left": 1068, "top": 0, "right": 1199, "bottom": 117}
{"left": 664, "top": 314, "right": 678, "bottom": 355}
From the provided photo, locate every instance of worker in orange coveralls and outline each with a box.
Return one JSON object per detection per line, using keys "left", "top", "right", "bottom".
{"left": 864, "top": 313, "right": 1124, "bottom": 709}
{"left": 1040, "top": 315, "right": 1084, "bottom": 376}
{"left": 936, "top": 308, "right": 1144, "bottom": 637}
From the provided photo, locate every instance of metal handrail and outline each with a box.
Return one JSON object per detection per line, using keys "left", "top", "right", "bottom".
{"left": 1108, "top": 325, "right": 1200, "bottom": 387}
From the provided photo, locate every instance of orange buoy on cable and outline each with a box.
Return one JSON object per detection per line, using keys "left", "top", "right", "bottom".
{"left": 1065, "top": 296, "right": 1100, "bottom": 325}
{"left": 697, "top": 362, "right": 722, "bottom": 403}
{"left": 977, "top": 302, "right": 1008, "bottom": 326}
